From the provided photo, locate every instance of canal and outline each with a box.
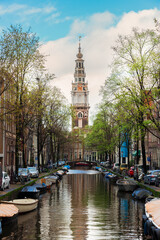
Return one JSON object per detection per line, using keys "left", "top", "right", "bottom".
{"left": 1, "top": 169, "right": 145, "bottom": 239}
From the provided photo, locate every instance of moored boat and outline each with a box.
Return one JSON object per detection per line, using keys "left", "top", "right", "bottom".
{"left": 63, "top": 165, "right": 70, "bottom": 169}
{"left": 33, "top": 183, "right": 47, "bottom": 194}
{"left": 116, "top": 179, "right": 138, "bottom": 192}
{"left": 132, "top": 188, "right": 152, "bottom": 200}
{"left": 104, "top": 172, "right": 113, "bottom": 178}
{"left": 0, "top": 199, "right": 38, "bottom": 213}
{"left": 62, "top": 167, "right": 69, "bottom": 173}
{"left": 0, "top": 203, "right": 18, "bottom": 234}
{"left": 56, "top": 170, "right": 64, "bottom": 178}
{"left": 107, "top": 173, "right": 119, "bottom": 183}
{"left": 143, "top": 198, "right": 160, "bottom": 239}
{"left": 20, "top": 186, "right": 40, "bottom": 199}
{"left": 45, "top": 175, "right": 59, "bottom": 184}
{"left": 41, "top": 178, "right": 52, "bottom": 189}
{"left": 95, "top": 167, "right": 102, "bottom": 172}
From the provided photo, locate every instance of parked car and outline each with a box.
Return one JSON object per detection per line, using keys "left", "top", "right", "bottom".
{"left": 143, "top": 170, "right": 160, "bottom": 185}
{"left": 120, "top": 164, "right": 128, "bottom": 172}
{"left": 1, "top": 172, "right": 10, "bottom": 190}
{"left": 100, "top": 162, "right": 105, "bottom": 166}
{"left": 18, "top": 168, "right": 23, "bottom": 178}
{"left": 113, "top": 163, "right": 120, "bottom": 171}
{"left": 27, "top": 167, "right": 39, "bottom": 178}
{"left": 128, "top": 166, "right": 134, "bottom": 177}
{"left": 100, "top": 161, "right": 110, "bottom": 167}
{"left": 103, "top": 161, "right": 110, "bottom": 168}
{"left": 18, "top": 168, "right": 31, "bottom": 182}
{"left": 155, "top": 172, "right": 160, "bottom": 187}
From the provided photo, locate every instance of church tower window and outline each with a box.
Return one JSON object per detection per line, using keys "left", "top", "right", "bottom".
{"left": 78, "top": 112, "right": 83, "bottom": 118}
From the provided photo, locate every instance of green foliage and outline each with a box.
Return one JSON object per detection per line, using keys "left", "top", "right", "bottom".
{"left": 85, "top": 104, "right": 118, "bottom": 155}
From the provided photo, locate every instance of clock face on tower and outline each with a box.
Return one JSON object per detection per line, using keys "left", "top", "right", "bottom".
{"left": 78, "top": 84, "right": 82, "bottom": 91}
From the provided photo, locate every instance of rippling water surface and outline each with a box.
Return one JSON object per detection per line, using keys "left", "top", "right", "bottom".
{"left": 1, "top": 169, "right": 145, "bottom": 239}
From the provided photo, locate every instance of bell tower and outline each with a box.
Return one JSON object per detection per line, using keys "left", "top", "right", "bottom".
{"left": 71, "top": 37, "right": 90, "bottom": 129}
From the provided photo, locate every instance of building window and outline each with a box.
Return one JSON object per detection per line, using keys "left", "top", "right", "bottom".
{"left": 78, "top": 112, "right": 83, "bottom": 118}
{"left": 79, "top": 78, "right": 81, "bottom": 82}
{"left": 83, "top": 78, "right": 85, "bottom": 82}
{"left": 79, "top": 62, "right": 81, "bottom": 68}
{"left": 75, "top": 78, "right": 77, "bottom": 82}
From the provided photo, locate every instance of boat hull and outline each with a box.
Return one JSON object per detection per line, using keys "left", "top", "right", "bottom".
{"left": 20, "top": 186, "right": 40, "bottom": 199}
{"left": 33, "top": 184, "right": 47, "bottom": 194}
{"left": 116, "top": 179, "right": 138, "bottom": 192}
{"left": 1, "top": 199, "right": 38, "bottom": 213}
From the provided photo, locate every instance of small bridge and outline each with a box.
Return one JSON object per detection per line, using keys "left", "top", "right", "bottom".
{"left": 66, "top": 161, "right": 98, "bottom": 168}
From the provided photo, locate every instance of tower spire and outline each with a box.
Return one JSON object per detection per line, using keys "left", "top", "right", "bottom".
{"left": 79, "top": 36, "right": 81, "bottom": 53}
{"left": 77, "top": 36, "right": 83, "bottom": 59}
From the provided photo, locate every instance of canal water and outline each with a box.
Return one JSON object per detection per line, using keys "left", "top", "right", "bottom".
{"left": 1, "top": 169, "right": 145, "bottom": 239}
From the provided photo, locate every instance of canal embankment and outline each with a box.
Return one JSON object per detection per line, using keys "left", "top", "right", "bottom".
{"left": 101, "top": 165, "right": 160, "bottom": 198}
{"left": 0, "top": 168, "right": 61, "bottom": 200}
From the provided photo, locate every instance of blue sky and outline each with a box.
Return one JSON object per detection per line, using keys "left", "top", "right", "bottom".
{"left": 0, "top": 0, "right": 160, "bottom": 42}
{"left": 0, "top": 1, "right": 160, "bottom": 118}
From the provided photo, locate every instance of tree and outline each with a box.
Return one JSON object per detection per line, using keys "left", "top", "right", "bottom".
{"left": 85, "top": 103, "right": 117, "bottom": 163}
{"left": 44, "top": 86, "right": 71, "bottom": 165}
{"left": 0, "top": 25, "right": 46, "bottom": 173}
{"left": 102, "top": 28, "right": 160, "bottom": 173}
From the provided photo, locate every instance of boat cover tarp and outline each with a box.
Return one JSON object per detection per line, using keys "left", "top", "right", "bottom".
{"left": 132, "top": 188, "right": 152, "bottom": 200}
{"left": 145, "top": 199, "right": 160, "bottom": 228}
{"left": 0, "top": 204, "right": 18, "bottom": 217}
{"left": 21, "top": 186, "right": 40, "bottom": 193}
{"left": 64, "top": 165, "right": 70, "bottom": 169}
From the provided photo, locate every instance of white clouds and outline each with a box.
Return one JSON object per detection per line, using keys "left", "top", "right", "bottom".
{"left": 0, "top": 3, "right": 58, "bottom": 22}
{"left": 115, "top": 8, "right": 160, "bottom": 34}
{"left": 0, "top": 4, "right": 26, "bottom": 15}
{"left": 45, "top": 12, "right": 61, "bottom": 22}
{"left": 89, "top": 11, "right": 116, "bottom": 29}
{"left": 70, "top": 11, "right": 115, "bottom": 35}
{"left": 40, "top": 9, "right": 160, "bottom": 122}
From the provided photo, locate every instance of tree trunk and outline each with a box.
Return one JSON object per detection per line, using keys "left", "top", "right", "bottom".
{"left": 41, "top": 151, "right": 44, "bottom": 167}
{"left": 22, "top": 126, "right": 26, "bottom": 168}
{"left": 37, "top": 121, "right": 40, "bottom": 170}
{"left": 136, "top": 138, "right": 139, "bottom": 165}
{"left": 127, "top": 137, "right": 130, "bottom": 168}
{"left": 141, "top": 128, "right": 146, "bottom": 174}
{"left": 15, "top": 124, "right": 19, "bottom": 175}
{"left": 118, "top": 132, "right": 121, "bottom": 166}
{"left": 50, "top": 132, "right": 54, "bottom": 162}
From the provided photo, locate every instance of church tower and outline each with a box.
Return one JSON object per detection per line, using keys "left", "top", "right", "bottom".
{"left": 71, "top": 38, "right": 90, "bottom": 129}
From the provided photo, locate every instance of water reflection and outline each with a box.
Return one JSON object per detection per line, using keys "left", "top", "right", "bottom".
{"left": 0, "top": 169, "right": 144, "bottom": 239}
